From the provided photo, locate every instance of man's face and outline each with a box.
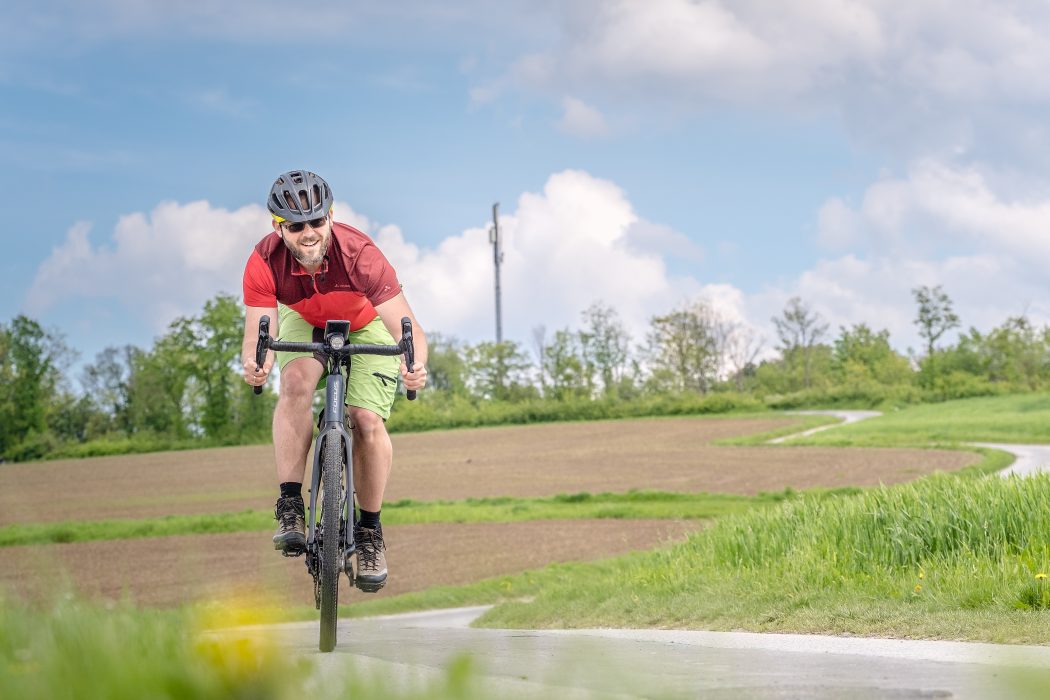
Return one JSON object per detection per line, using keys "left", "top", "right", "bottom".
{"left": 278, "top": 214, "right": 332, "bottom": 269}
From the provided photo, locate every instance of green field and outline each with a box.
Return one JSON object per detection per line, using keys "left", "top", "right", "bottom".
{"left": 0, "top": 489, "right": 818, "bottom": 548}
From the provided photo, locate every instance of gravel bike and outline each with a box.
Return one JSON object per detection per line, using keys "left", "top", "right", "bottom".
{"left": 253, "top": 315, "right": 417, "bottom": 652}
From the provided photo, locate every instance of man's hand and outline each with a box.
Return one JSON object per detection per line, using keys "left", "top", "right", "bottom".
{"left": 400, "top": 360, "right": 427, "bottom": 392}
{"left": 243, "top": 351, "right": 275, "bottom": 388}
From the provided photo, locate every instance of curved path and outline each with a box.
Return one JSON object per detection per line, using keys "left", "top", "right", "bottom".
{"left": 237, "top": 606, "right": 1050, "bottom": 698}
{"left": 244, "top": 411, "right": 1050, "bottom": 698}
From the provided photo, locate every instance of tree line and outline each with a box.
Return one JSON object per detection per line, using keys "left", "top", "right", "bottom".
{"left": 1, "top": 285, "right": 1046, "bottom": 461}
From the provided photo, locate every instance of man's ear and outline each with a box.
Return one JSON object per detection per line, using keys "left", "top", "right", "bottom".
{"left": 272, "top": 218, "right": 282, "bottom": 233}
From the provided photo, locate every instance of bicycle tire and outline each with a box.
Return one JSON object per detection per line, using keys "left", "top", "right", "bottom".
{"left": 318, "top": 433, "right": 343, "bottom": 652}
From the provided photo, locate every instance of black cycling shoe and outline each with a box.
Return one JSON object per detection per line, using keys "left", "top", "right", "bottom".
{"left": 273, "top": 495, "right": 306, "bottom": 557}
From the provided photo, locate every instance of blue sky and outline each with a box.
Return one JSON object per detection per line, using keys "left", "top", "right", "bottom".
{"left": 5, "top": 1, "right": 1050, "bottom": 370}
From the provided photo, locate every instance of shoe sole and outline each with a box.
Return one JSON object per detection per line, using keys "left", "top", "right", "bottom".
{"left": 354, "top": 576, "right": 386, "bottom": 593}
{"left": 273, "top": 533, "right": 306, "bottom": 557}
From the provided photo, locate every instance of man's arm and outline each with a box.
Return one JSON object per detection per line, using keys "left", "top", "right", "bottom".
{"left": 374, "top": 292, "right": 428, "bottom": 392}
{"left": 241, "top": 305, "right": 278, "bottom": 388}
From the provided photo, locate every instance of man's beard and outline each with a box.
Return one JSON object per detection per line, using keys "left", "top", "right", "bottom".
{"left": 284, "top": 230, "right": 330, "bottom": 268}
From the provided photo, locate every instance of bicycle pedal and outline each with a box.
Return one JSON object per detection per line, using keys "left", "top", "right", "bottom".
{"left": 354, "top": 580, "right": 385, "bottom": 593}
{"left": 278, "top": 544, "right": 305, "bottom": 558}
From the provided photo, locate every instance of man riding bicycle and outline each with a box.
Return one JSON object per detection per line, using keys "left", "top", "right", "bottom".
{"left": 240, "top": 170, "right": 428, "bottom": 591}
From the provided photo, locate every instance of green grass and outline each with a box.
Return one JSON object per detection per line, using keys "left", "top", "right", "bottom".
{"left": 0, "top": 489, "right": 812, "bottom": 548}
{"left": 790, "top": 394, "right": 1050, "bottom": 446}
{"left": 711, "top": 412, "right": 845, "bottom": 445}
{"left": 472, "top": 470, "right": 1050, "bottom": 643}
{"left": 0, "top": 595, "right": 511, "bottom": 699}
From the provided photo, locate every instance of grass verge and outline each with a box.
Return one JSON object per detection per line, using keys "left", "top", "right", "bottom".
{"left": 473, "top": 470, "right": 1050, "bottom": 643}
{"left": 0, "top": 488, "right": 815, "bottom": 548}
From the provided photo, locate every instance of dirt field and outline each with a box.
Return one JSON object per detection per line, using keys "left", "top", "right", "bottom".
{"left": 0, "top": 519, "right": 701, "bottom": 607}
{"left": 0, "top": 416, "right": 978, "bottom": 526}
{"left": 0, "top": 415, "right": 983, "bottom": 609}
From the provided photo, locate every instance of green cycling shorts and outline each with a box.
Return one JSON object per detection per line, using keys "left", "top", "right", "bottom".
{"left": 276, "top": 304, "right": 400, "bottom": 420}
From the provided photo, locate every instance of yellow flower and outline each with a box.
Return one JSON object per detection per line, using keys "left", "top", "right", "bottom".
{"left": 1036, "top": 573, "right": 1047, "bottom": 581}
{"left": 918, "top": 571, "right": 925, "bottom": 579}
{"left": 913, "top": 584, "right": 922, "bottom": 593}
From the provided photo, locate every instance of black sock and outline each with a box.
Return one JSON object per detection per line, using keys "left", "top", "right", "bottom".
{"left": 280, "top": 482, "right": 302, "bottom": 499}
{"left": 358, "top": 508, "right": 381, "bottom": 529}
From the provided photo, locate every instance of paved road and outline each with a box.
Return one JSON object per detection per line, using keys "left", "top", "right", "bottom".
{"left": 768, "top": 410, "right": 883, "bottom": 444}
{"left": 242, "top": 411, "right": 1050, "bottom": 698}
{"left": 240, "top": 606, "right": 1050, "bottom": 698}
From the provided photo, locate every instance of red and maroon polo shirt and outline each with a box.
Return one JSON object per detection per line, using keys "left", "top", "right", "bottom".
{"left": 242, "top": 222, "right": 401, "bottom": 331}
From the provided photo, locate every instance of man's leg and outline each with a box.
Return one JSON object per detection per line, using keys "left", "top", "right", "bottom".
{"left": 343, "top": 316, "right": 400, "bottom": 590}
{"left": 273, "top": 357, "right": 324, "bottom": 484}
{"left": 349, "top": 407, "right": 392, "bottom": 513}
{"left": 348, "top": 407, "right": 393, "bottom": 590}
{"left": 270, "top": 306, "right": 326, "bottom": 556}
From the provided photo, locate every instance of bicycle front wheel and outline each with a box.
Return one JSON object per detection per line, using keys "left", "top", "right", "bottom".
{"left": 318, "top": 433, "right": 343, "bottom": 652}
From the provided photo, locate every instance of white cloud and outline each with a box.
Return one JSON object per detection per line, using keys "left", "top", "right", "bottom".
{"left": 28, "top": 165, "right": 1050, "bottom": 361}
{"left": 27, "top": 201, "right": 273, "bottom": 333}
{"left": 491, "top": 1, "right": 1050, "bottom": 158}
{"left": 26, "top": 171, "right": 710, "bottom": 348}
{"left": 557, "top": 96, "right": 611, "bottom": 138}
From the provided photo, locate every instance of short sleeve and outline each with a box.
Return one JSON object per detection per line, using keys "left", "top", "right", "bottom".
{"left": 354, "top": 243, "right": 402, "bottom": 306}
{"left": 243, "top": 250, "right": 278, "bottom": 307}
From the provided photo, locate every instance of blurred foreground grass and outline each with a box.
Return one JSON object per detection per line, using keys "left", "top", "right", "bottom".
{"left": 0, "top": 594, "right": 507, "bottom": 700}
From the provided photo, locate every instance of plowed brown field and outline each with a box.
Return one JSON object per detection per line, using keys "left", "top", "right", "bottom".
{"left": 0, "top": 415, "right": 981, "bottom": 608}
{"left": 2, "top": 519, "right": 699, "bottom": 607}
{"left": 0, "top": 416, "right": 977, "bottom": 525}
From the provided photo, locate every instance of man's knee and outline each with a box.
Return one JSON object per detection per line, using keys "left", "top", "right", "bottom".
{"left": 278, "top": 359, "right": 322, "bottom": 407}
{"left": 349, "top": 408, "right": 386, "bottom": 442}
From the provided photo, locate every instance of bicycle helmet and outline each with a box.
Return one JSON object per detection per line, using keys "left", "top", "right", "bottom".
{"left": 267, "top": 170, "right": 333, "bottom": 223}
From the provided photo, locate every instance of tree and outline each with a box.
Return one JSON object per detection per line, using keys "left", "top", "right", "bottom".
{"left": 645, "top": 300, "right": 719, "bottom": 393}
{"left": 192, "top": 293, "right": 244, "bottom": 440}
{"left": 541, "top": 329, "right": 590, "bottom": 400}
{"left": 723, "top": 324, "right": 764, "bottom": 391}
{"left": 579, "top": 302, "right": 632, "bottom": 397}
{"left": 81, "top": 345, "right": 138, "bottom": 436}
{"left": 913, "top": 285, "right": 960, "bottom": 359}
{"left": 831, "top": 324, "right": 912, "bottom": 385}
{"left": 0, "top": 316, "right": 73, "bottom": 456}
{"left": 772, "top": 297, "right": 829, "bottom": 389}
{"left": 465, "top": 341, "right": 536, "bottom": 401}
{"left": 425, "top": 333, "right": 470, "bottom": 395}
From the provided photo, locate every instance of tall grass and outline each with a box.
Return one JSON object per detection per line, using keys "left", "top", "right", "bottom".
{"left": 478, "top": 471, "right": 1050, "bottom": 640}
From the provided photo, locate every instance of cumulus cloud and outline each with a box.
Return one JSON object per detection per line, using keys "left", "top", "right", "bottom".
{"left": 28, "top": 165, "right": 1048, "bottom": 360}
{"left": 494, "top": 1, "right": 1050, "bottom": 158}
{"left": 27, "top": 200, "right": 273, "bottom": 333}
{"left": 26, "top": 171, "right": 714, "bottom": 349}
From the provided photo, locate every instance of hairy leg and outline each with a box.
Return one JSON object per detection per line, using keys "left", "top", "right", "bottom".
{"left": 273, "top": 357, "right": 324, "bottom": 484}
{"left": 348, "top": 407, "right": 392, "bottom": 513}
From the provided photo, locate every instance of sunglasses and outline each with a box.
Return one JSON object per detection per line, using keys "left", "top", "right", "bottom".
{"left": 282, "top": 214, "right": 328, "bottom": 233}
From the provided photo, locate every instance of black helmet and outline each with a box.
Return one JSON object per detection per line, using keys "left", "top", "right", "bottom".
{"left": 267, "top": 170, "right": 333, "bottom": 223}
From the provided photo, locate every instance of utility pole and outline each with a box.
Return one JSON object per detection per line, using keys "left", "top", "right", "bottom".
{"left": 489, "top": 202, "right": 504, "bottom": 343}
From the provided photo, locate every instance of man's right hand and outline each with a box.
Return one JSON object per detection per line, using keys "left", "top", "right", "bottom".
{"left": 242, "top": 354, "right": 274, "bottom": 387}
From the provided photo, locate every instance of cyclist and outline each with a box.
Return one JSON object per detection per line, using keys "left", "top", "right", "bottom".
{"left": 240, "top": 170, "right": 428, "bottom": 591}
